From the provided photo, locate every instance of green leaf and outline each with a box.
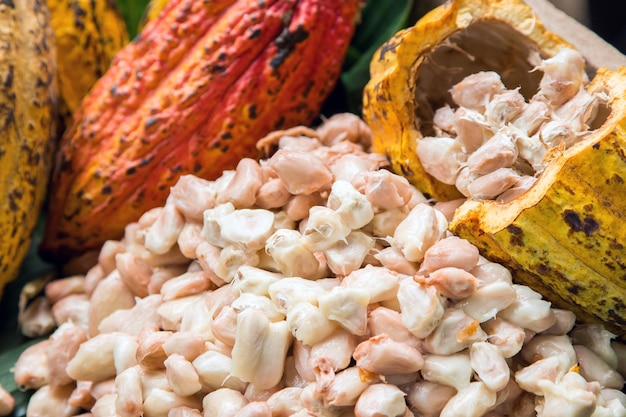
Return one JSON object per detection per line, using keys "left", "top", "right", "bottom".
{"left": 0, "top": 339, "right": 43, "bottom": 417}
{"left": 340, "top": 0, "right": 416, "bottom": 115}
{"left": 0, "top": 217, "right": 55, "bottom": 417}
{"left": 116, "top": 0, "right": 152, "bottom": 39}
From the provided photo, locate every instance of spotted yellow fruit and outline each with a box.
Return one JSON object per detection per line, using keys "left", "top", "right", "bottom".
{"left": 450, "top": 67, "right": 626, "bottom": 335}
{"left": 362, "top": 0, "right": 573, "bottom": 201}
{"left": 46, "top": 0, "right": 128, "bottom": 128}
{"left": 0, "top": 0, "right": 58, "bottom": 296}
{"left": 362, "top": 0, "right": 626, "bottom": 335}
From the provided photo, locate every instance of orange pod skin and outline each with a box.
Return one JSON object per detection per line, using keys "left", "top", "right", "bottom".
{"left": 42, "top": 0, "right": 363, "bottom": 260}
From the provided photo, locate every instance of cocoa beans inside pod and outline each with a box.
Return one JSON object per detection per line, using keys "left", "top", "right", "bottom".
{"left": 362, "top": 0, "right": 626, "bottom": 335}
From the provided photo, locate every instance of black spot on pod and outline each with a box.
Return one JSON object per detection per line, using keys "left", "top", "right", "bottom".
{"left": 248, "top": 104, "right": 257, "bottom": 119}
{"left": 608, "top": 303, "right": 626, "bottom": 326}
{"left": 140, "top": 155, "right": 155, "bottom": 167}
{"left": 568, "top": 283, "right": 583, "bottom": 295}
{"left": 249, "top": 28, "right": 261, "bottom": 39}
{"left": 3, "top": 64, "right": 14, "bottom": 88}
{"left": 72, "top": 4, "right": 87, "bottom": 30}
{"left": 507, "top": 224, "right": 524, "bottom": 246}
{"left": 270, "top": 24, "right": 309, "bottom": 70}
{"left": 0, "top": 0, "right": 15, "bottom": 8}
{"left": 145, "top": 116, "right": 158, "bottom": 129}
{"left": 379, "top": 38, "right": 401, "bottom": 61}
{"left": 563, "top": 209, "right": 600, "bottom": 236}
{"left": 399, "top": 162, "right": 414, "bottom": 178}
{"left": 536, "top": 263, "right": 549, "bottom": 275}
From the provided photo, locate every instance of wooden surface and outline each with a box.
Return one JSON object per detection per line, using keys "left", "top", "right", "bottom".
{"left": 525, "top": 0, "right": 626, "bottom": 72}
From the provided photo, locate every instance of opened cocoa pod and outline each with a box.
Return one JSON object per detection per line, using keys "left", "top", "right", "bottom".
{"left": 363, "top": 0, "right": 626, "bottom": 335}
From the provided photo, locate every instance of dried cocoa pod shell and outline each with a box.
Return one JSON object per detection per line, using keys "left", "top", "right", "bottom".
{"left": 362, "top": 0, "right": 626, "bottom": 335}
{"left": 41, "top": 0, "right": 363, "bottom": 260}
{"left": 46, "top": 0, "right": 129, "bottom": 129}
{"left": 0, "top": 0, "right": 58, "bottom": 296}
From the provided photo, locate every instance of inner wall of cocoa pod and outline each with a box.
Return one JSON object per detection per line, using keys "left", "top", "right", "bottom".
{"left": 417, "top": 0, "right": 626, "bottom": 53}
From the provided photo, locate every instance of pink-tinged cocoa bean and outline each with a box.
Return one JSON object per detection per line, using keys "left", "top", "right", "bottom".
{"left": 88, "top": 270, "right": 136, "bottom": 336}
{"left": 19, "top": 296, "right": 55, "bottom": 338}
{"left": 144, "top": 202, "right": 186, "bottom": 255}
{"left": 26, "top": 384, "right": 79, "bottom": 417}
{"left": 67, "top": 380, "right": 94, "bottom": 410}
{"left": 98, "top": 240, "right": 125, "bottom": 275}
{"left": 44, "top": 275, "right": 86, "bottom": 304}
{"left": 217, "top": 158, "right": 264, "bottom": 209}
{"left": 116, "top": 252, "right": 152, "bottom": 298}
{"left": 14, "top": 340, "right": 51, "bottom": 389}
{"left": 47, "top": 322, "right": 88, "bottom": 387}
{"left": 97, "top": 294, "right": 162, "bottom": 335}
{"left": 51, "top": 293, "right": 90, "bottom": 329}
{"left": 66, "top": 333, "right": 127, "bottom": 382}
{"left": 162, "top": 331, "right": 207, "bottom": 362}
{"left": 136, "top": 330, "right": 173, "bottom": 370}
{"left": 0, "top": 385, "right": 14, "bottom": 417}
{"left": 115, "top": 365, "right": 143, "bottom": 417}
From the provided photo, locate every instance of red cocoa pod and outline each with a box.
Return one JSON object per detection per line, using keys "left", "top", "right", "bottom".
{"left": 41, "top": 0, "right": 363, "bottom": 260}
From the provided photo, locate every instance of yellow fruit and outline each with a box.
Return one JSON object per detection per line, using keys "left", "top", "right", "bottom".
{"left": 362, "top": 0, "right": 572, "bottom": 201}
{"left": 46, "top": 0, "right": 128, "bottom": 128}
{"left": 362, "top": 0, "right": 626, "bottom": 335}
{"left": 450, "top": 67, "right": 626, "bottom": 335}
{"left": 0, "top": 0, "right": 58, "bottom": 296}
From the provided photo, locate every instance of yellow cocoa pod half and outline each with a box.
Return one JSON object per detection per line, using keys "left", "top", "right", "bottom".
{"left": 47, "top": 0, "right": 128, "bottom": 128}
{"left": 0, "top": 0, "right": 58, "bottom": 296}
{"left": 450, "top": 67, "right": 626, "bottom": 335}
{"left": 363, "top": 0, "right": 573, "bottom": 201}
{"left": 362, "top": 0, "right": 626, "bottom": 335}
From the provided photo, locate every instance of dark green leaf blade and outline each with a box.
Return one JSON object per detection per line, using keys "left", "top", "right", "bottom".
{"left": 0, "top": 339, "right": 43, "bottom": 417}
{"left": 0, "top": 216, "right": 55, "bottom": 417}
{"left": 340, "top": 0, "right": 415, "bottom": 114}
{"left": 116, "top": 0, "right": 152, "bottom": 39}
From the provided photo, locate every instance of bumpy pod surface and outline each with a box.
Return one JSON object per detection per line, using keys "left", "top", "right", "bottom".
{"left": 41, "top": 0, "right": 362, "bottom": 260}
{"left": 0, "top": 0, "right": 58, "bottom": 295}
{"left": 362, "top": 0, "right": 626, "bottom": 335}
{"left": 46, "top": 0, "right": 129, "bottom": 128}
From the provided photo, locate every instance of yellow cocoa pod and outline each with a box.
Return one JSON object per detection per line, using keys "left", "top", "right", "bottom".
{"left": 363, "top": 0, "right": 626, "bottom": 335}
{"left": 0, "top": 0, "right": 58, "bottom": 296}
{"left": 363, "top": 0, "right": 575, "bottom": 201}
{"left": 450, "top": 68, "right": 626, "bottom": 335}
{"left": 46, "top": 0, "right": 128, "bottom": 127}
